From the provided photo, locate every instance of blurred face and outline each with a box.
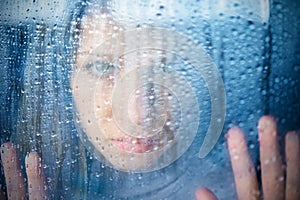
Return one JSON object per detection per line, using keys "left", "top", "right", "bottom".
{"left": 71, "top": 9, "right": 177, "bottom": 171}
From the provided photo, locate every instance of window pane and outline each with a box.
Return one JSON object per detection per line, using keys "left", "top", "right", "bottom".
{"left": 0, "top": 0, "right": 299, "bottom": 199}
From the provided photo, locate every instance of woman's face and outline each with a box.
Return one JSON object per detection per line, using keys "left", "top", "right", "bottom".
{"left": 71, "top": 10, "right": 178, "bottom": 172}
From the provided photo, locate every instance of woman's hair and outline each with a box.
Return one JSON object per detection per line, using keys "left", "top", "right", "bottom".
{"left": 10, "top": 0, "right": 106, "bottom": 153}
{"left": 64, "top": 0, "right": 112, "bottom": 71}
{"left": 3, "top": 1, "right": 106, "bottom": 198}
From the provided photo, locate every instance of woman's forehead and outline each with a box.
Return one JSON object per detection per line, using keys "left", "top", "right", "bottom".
{"left": 76, "top": 13, "right": 124, "bottom": 67}
{"left": 76, "top": 19, "right": 174, "bottom": 69}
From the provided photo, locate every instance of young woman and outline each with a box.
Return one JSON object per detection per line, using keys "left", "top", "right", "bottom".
{"left": 0, "top": 0, "right": 299, "bottom": 199}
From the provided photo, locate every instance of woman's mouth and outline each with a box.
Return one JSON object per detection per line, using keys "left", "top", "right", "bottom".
{"left": 111, "top": 136, "right": 161, "bottom": 153}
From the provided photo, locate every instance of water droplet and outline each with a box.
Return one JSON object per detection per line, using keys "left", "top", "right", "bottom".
{"left": 277, "top": 176, "right": 284, "bottom": 182}
{"left": 249, "top": 143, "right": 255, "bottom": 149}
{"left": 95, "top": 172, "right": 101, "bottom": 178}
{"left": 131, "top": 140, "right": 137, "bottom": 144}
{"left": 264, "top": 159, "right": 270, "bottom": 165}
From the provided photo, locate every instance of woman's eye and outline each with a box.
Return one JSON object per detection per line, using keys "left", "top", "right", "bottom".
{"left": 86, "top": 61, "right": 116, "bottom": 76}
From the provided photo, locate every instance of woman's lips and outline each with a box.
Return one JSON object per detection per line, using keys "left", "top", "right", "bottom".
{"left": 111, "top": 137, "right": 160, "bottom": 153}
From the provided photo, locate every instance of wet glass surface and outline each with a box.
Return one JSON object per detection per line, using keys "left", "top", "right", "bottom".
{"left": 0, "top": 0, "right": 299, "bottom": 199}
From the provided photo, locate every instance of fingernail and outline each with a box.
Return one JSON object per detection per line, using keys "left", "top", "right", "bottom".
{"left": 258, "top": 115, "right": 276, "bottom": 133}
{"left": 1, "top": 142, "right": 13, "bottom": 153}
{"left": 286, "top": 131, "right": 299, "bottom": 141}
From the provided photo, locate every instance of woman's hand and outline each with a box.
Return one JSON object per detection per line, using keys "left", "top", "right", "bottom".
{"left": 0, "top": 142, "right": 47, "bottom": 200}
{"left": 196, "top": 115, "right": 300, "bottom": 200}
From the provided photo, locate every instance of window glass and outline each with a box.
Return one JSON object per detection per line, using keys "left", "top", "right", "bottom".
{"left": 0, "top": 0, "right": 299, "bottom": 199}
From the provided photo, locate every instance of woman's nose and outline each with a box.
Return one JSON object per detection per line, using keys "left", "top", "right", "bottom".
{"left": 116, "top": 66, "right": 169, "bottom": 138}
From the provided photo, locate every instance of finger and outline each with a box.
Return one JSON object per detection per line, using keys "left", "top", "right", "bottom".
{"left": 0, "top": 142, "right": 26, "bottom": 200}
{"left": 258, "top": 115, "right": 284, "bottom": 200}
{"left": 285, "top": 131, "right": 300, "bottom": 200}
{"left": 195, "top": 187, "right": 218, "bottom": 200}
{"left": 227, "top": 127, "right": 259, "bottom": 200}
{"left": 25, "top": 152, "right": 47, "bottom": 200}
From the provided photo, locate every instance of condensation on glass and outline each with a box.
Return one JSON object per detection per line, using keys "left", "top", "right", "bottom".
{"left": 0, "top": 0, "right": 299, "bottom": 199}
